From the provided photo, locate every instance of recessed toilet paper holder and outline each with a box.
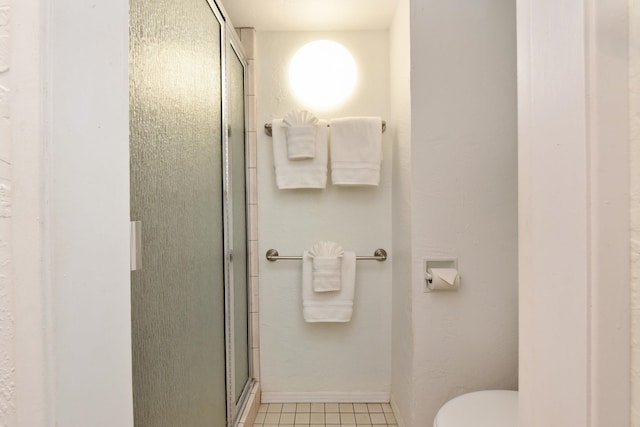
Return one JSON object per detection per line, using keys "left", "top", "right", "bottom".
{"left": 424, "top": 258, "right": 459, "bottom": 292}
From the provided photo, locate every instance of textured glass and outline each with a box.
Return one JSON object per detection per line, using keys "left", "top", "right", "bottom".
{"left": 129, "top": 0, "right": 226, "bottom": 425}
{"left": 229, "top": 47, "right": 250, "bottom": 404}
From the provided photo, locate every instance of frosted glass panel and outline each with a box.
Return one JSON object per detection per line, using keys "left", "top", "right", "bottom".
{"left": 229, "top": 47, "right": 250, "bottom": 403}
{"left": 129, "top": 0, "right": 226, "bottom": 425}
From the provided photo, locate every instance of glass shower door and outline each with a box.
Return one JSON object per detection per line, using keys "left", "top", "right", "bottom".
{"left": 129, "top": 0, "right": 227, "bottom": 425}
{"left": 228, "top": 40, "right": 250, "bottom": 409}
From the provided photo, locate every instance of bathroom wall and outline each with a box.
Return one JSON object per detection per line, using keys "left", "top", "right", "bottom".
{"left": 256, "top": 31, "right": 393, "bottom": 401}
{"left": 8, "top": 0, "right": 133, "bottom": 425}
{"left": 389, "top": 0, "right": 413, "bottom": 424}
{"left": 0, "top": 1, "right": 15, "bottom": 424}
{"left": 631, "top": 0, "right": 640, "bottom": 423}
{"left": 518, "top": 0, "right": 630, "bottom": 424}
{"left": 409, "top": 0, "right": 518, "bottom": 424}
{"left": 49, "top": 0, "right": 133, "bottom": 425}
{"left": 517, "top": 3, "right": 589, "bottom": 422}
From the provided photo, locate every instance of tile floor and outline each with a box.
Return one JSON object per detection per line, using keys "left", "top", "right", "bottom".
{"left": 253, "top": 402, "right": 398, "bottom": 427}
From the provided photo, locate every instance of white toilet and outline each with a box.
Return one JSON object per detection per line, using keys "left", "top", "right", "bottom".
{"left": 433, "top": 390, "right": 518, "bottom": 427}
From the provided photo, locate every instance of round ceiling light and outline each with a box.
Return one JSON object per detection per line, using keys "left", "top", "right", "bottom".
{"left": 289, "top": 40, "right": 357, "bottom": 109}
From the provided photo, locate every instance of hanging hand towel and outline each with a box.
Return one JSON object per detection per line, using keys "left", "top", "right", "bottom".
{"left": 308, "top": 241, "right": 344, "bottom": 292}
{"left": 302, "top": 251, "right": 356, "bottom": 322}
{"left": 283, "top": 110, "right": 319, "bottom": 160}
{"left": 272, "top": 118, "right": 328, "bottom": 189}
{"left": 329, "top": 117, "right": 382, "bottom": 186}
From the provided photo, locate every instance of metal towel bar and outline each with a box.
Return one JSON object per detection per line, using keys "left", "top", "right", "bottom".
{"left": 266, "top": 248, "right": 387, "bottom": 262}
{"left": 264, "top": 120, "right": 386, "bottom": 137}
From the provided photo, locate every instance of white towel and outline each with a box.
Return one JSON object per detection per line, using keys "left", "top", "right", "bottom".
{"left": 283, "top": 110, "right": 319, "bottom": 160}
{"left": 302, "top": 251, "right": 356, "bottom": 322}
{"left": 272, "top": 118, "right": 328, "bottom": 189}
{"left": 329, "top": 117, "right": 382, "bottom": 186}
{"left": 285, "top": 126, "right": 316, "bottom": 159}
{"left": 308, "top": 241, "right": 344, "bottom": 292}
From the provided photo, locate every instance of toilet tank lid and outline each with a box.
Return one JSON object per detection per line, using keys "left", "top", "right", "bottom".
{"left": 434, "top": 390, "right": 518, "bottom": 427}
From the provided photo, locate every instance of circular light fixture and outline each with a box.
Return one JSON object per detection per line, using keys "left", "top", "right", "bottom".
{"left": 289, "top": 40, "right": 357, "bottom": 109}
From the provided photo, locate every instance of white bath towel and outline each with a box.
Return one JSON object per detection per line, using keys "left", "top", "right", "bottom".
{"left": 272, "top": 119, "right": 328, "bottom": 189}
{"left": 302, "top": 251, "right": 356, "bottom": 322}
{"left": 308, "top": 241, "right": 344, "bottom": 292}
{"left": 329, "top": 117, "right": 382, "bottom": 186}
{"left": 283, "top": 110, "right": 319, "bottom": 160}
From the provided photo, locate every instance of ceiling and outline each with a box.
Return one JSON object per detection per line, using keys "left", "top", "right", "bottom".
{"left": 221, "top": 0, "right": 400, "bottom": 32}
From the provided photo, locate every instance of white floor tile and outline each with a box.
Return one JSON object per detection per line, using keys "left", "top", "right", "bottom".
{"left": 294, "top": 412, "right": 310, "bottom": 423}
{"left": 310, "top": 403, "right": 325, "bottom": 413}
{"left": 353, "top": 403, "right": 368, "bottom": 413}
{"left": 354, "top": 413, "right": 371, "bottom": 424}
{"left": 280, "top": 413, "right": 295, "bottom": 424}
{"left": 264, "top": 413, "right": 280, "bottom": 424}
{"left": 282, "top": 403, "right": 297, "bottom": 413}
{"left": 296, "top": 403, "right": 311, "bottom": 413}
{"left": 268, "top": 403, "right": 283, "bottom": 413}
{"left": 367, "top": 403, "right": 383, "bottom": 413}
{"left": 255, "top": 401, "right": 397, "bottom": 426}
{"left": 339, "top": 403, "right": 354, "bottom": 413}
{"left": 325, "top": 412, "right": 340, "bottom": 424}
{"left": 370, "top": 412, "right": 387, "bottom": 424}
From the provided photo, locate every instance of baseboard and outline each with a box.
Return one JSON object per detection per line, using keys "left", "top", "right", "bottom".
{"left": 389, "top": 393, "right": 407, "bottom": 427}
{"left": 261, "top": 391, "right": 390, "bottom": 403}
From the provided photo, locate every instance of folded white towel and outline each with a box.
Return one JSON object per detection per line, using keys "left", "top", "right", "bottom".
{"left": 311, "top": 258, "right": 342, "bottom": 292}
{"left": 285, "top": 126, "right": 316, "bottom": 159}
{"left": 272, "top": 118, "right": 328, "bottom": 189}
{"left": 308, "top": 241, "right": 344, "bottom": 292}
{"left": 302, "top": 251, "right": 356, "bottom": 322}
{"left": 329, "top": 117, "right": 382, "bottom": 186}
{"left": 283, "top": 110, "right": 319, "bottom": 160}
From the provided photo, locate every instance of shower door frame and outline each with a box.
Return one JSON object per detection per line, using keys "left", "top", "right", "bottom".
{"left": 218, "top": 8, "right": 254, "bottom": 425}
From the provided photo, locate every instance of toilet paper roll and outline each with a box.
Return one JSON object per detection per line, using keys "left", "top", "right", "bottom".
{"left": 428, "top": 268, "right": 460, "bottom": 291}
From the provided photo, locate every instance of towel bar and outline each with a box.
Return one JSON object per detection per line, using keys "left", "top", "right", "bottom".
{"left": 266, "top": 248, "right": 388, "bottom": 262}
{"left": 264, "top": 120, "right": 386, "bottom": 137}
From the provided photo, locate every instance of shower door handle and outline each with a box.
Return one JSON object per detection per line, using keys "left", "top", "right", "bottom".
{"left": 130, "top": 220, "right": 142, "bottom": 271}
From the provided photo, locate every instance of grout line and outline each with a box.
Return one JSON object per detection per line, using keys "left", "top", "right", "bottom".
{"left": 253, "top": 401, "right": 398, "bottom": 426}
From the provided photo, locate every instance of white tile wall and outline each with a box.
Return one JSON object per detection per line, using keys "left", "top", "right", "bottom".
{"left": 236, "top": 26, "right": 261, "bottom": 427}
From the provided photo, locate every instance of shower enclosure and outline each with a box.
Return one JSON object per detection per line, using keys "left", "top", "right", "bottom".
{"left": 129, "top": 0, "right": 251, "bottom": 425}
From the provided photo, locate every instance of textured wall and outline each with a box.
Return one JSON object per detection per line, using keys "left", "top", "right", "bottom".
{"left": 257, "top": 31, "right": 393, "bottom": 400}
{"left": 389, "top": 0, "right": 413, "bottom": 424}
{"left": 631, "top": 0, "right": 640, "bottom": 423}
{"left": 0, "top": 0, "right": 15, "bottom": 425}
{"left": 410, "top": 1, "right": 518, "bottom": 424}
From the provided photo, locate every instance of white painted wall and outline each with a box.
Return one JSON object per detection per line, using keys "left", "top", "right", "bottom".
{"left": 409, "top": 0, "right": 519, "bottom": 424}
{"left": 630, "top": 0, "right": 640, "bottom": 423}
{"left": 0, "top": 0, "right": 16, "bottom": 424}
{"left": 518, "top": 3, "right": 590, "bottom": 424}
{"left": 517, "top": 0, "right": 630, "bottom": 425}
{"left": 49, "top": 0, "right": 133, "bottom": 425}
{"left": 389, "top": 0, "right": 413, "bottom": 424}
{"left": 9, "top": 0, "right": 133, "bottom": 425}
{"left": 257, "top": 31, "right": 393, "bottom": 400}
{"left": 586, "top": 1, "right": 630, "bottom": 424}
{"left": 10, "top": 1, "right": 53, "bottom": 425}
